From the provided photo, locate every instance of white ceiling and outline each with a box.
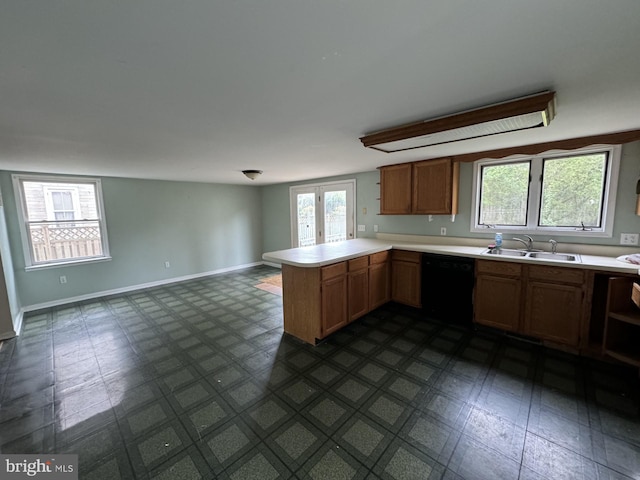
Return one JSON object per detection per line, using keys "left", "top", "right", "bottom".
{"left": 2, "top": 0, "right": 640, "bottom": 185}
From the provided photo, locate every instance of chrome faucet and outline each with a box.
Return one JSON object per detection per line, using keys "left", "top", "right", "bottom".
{"left": 512, "top": 234, "right": 534, "bottom": 251}
{"left": 548, "top": 239, "right": 557, "bottom": 254}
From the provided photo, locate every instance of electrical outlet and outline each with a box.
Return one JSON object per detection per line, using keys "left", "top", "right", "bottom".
{"left": 440, "top": 227, "right": 447, "bottom": 236}
{"left": 59, "top": 276, "right": 67, "bottom": 284}
{"left": 620, "top": 233, "right": 639, "bottom": 245}
{"left": 373, "top": 224, "right": 379, "bottom": 232}
{"left": 358, "top": 225, "right": 366, "bottom": 232}
{"left": 165, "top": 261, "right": 171, "bottom": 268}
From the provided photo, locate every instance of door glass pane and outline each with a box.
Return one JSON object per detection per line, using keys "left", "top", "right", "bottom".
{"left": 324, "top": 190, "right": 346, "bottom": 243}
{"left": 479, "top": 162, "right": 530, "bottom": 226}
{"left": 296, "top": 193, "right": 316, "bottom": 247}
{"left": 539, "top": 153, "right": 607, "bottom": 227}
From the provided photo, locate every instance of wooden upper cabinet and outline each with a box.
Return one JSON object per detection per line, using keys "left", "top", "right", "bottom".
{"left": 379, "top": 158, "right": 459, "bottom": 215}
{"left": 412, "top": 158, "right": 459, "bottom": 215}
{"left": 379, "top": 163, "right": 412, "bottom": 214}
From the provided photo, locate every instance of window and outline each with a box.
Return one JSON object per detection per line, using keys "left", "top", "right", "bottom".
{"left": 44, "top": 187, "right": 82, "bottom": 221}
{"left": 13, "top": 175, "right": 110, "bottom": 268}
{"left": 471, "top": 146, "right": 620, "bottom": 236}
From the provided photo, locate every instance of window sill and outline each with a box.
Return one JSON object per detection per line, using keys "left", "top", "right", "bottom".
{"left": 470, "top": 227, "right": 612, "bottom": 238}
{"left": 25, "top": 256, "right": 113, "bottom": 271}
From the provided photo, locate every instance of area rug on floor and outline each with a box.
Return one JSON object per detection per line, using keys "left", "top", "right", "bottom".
{"left": 255, "top": 274, "right": 282, "bottom": 296}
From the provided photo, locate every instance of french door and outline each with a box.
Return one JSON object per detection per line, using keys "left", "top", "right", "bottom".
{"left": 290, "top": 180, "right": 355, "bottom": 247}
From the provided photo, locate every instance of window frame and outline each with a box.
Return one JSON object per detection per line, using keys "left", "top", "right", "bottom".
{"left": 289, "top": 179, "right": 356, "bottom": 248}
{"left": 13, "top": 174, "right": 111, "bottom": 270}
{"left": 470, "top": 145, "right": 620, "bottom": 237}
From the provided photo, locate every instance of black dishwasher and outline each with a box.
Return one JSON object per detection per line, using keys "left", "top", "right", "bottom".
{"left": 421, "top": 253, "right": 474, "bottom": 325}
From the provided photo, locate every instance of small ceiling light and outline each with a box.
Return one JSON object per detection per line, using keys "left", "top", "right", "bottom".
{"left": 360, "top": 91, "right": 556, "bottom": 153}
{"left": 242, "top": 170, "right": 263, "bottom": 180}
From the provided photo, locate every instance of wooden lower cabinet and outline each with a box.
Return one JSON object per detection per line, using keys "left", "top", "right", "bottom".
{"left": 282, "top": 252, "right": 390, "bottom": 344}
{"left": 391, "top": 250, "right": 422, "bottom": 307}
{"left": 475, "top": 260, "right": 522, "bottom": 331}
{"left": 322, "top": 267, "right": 348, "bottom": 336}
{"left": 475, "top": 260, "right": 586, "bottom": 348}
{"left": 475, "top": 274, "right": 522, "bottom": 331}
{"left": 282, "top": 264, "right": 322, "bottom": 344}
{"left": 348, "top": 257, "right": 369, "bottom": 321}
{"left": 369, "top": 257, "right": 390, "bottom": 309}
{"left": 523, "top": 281, "right": 582, "bottom": 345}
{"left": 523, "top": 265, "right": 585, "bottom": 346}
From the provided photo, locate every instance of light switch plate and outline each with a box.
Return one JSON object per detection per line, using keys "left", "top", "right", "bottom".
{"left": 358, "top": 225, "right": 366, "bottom": 232}
{"left": 620, "top": 233, "right": 639, "bottom": 245}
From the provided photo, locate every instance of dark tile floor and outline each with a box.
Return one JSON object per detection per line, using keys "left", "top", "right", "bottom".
{"left": 1, "top": 265, "right": 639, "bottom": 479}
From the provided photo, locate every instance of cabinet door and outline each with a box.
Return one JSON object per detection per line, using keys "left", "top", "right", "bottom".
{"left": 412, "top": 158, "right": 458, "bottom": 214}
{"left": 322, "top": 274, "right": 348, "bottom": 336}
{"left": 348, "top": 268, "right": 369, "bottom": 321}
{"left": 391, "top": 260, "right": 421, "bottom": 308}
{"left": 524, "top": 281, "right": 582, "bottom": 346}
{"left": 474, "top": 274, "right": 521, "bottom": 331}
{"left": 380, "top": 164, "right": 412, "bottom": 214}
{"left": 369, "top": 261, "right": 390, "bottom": 310}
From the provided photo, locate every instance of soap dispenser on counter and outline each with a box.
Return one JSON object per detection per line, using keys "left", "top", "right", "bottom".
{"left": 494, "top": 232, "right": 503, "bottom": 250}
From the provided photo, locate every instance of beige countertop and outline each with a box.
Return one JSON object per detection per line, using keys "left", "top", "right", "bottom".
{"left": 262, "top": 237, "right": 640, "bottom": 275}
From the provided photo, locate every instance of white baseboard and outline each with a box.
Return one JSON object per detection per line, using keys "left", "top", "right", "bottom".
{"left": 22, "top": 261, "right": 266, "bottom": 313}
{"left": 262, "top": 261, "right": 282, "bottom": 269}
{"left": 12, "top": 310, "right": 23, "bottom": 336}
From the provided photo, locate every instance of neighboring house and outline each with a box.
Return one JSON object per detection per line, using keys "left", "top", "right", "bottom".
{"left": 21, "top": 180, "right": 102, "bottom": 263}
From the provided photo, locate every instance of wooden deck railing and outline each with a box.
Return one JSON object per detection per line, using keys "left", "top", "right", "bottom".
{"left": 30, "top": 223, "right": 103, "bottom": 262}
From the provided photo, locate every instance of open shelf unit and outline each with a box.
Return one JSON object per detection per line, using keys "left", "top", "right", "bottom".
{"left": 603, "top": 277, "right": 640, "bottom": 368}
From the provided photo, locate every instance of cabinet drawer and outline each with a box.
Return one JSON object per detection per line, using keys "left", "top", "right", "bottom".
{"left": 348, "top": 256, "right": 369, "bottom": 272}
{"left": 476, "top": 259, "right": 522, "bottom": 276}
{"left": 392, "top": 250, "right": 421, "bottom": 263}
{"left": 370, "top": 251, "right": 390, "bottom": 265}
{"left": 321, "top": 262, "right": 347, "bottom": 281}
{"left": 528, "top": 265, "right": 585, "bottom": 284}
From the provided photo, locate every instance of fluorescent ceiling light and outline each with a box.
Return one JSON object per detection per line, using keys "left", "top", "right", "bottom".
{"left": 360, "top": 91, "right": 556, "bottom": 153}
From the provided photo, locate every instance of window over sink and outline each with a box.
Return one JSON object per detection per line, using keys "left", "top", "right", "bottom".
{"left": 470, "top": 145, "right": 620, "bottom": 237}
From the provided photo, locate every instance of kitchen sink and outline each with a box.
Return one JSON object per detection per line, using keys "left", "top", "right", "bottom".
{"left": 527, "top": 252, "right": 580, "bottom": 262}
{"left": 483, "top": 248, "right": 528, "bottom": 257}
{"left": 481, "top": 249, "right": 581, "bottom": 262}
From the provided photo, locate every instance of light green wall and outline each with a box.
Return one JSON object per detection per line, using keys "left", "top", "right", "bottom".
{"left": 0, "top": 173, "right": 263, "bottom": 308}
{"left": 261, "top": 142, "right": 640, "bottom": 252}
{"left": 2, "top": 141, "right": 638, "bottom": 310}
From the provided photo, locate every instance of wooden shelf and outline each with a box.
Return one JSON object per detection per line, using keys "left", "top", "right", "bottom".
{"left": 609, "top": 310, "right": 640, "bottom": 326}
{"left": 604, "top": 276, "right": 640, "bottom": 370}
{"left": 604, "top": 348, "right": 640, "bottom": 368}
